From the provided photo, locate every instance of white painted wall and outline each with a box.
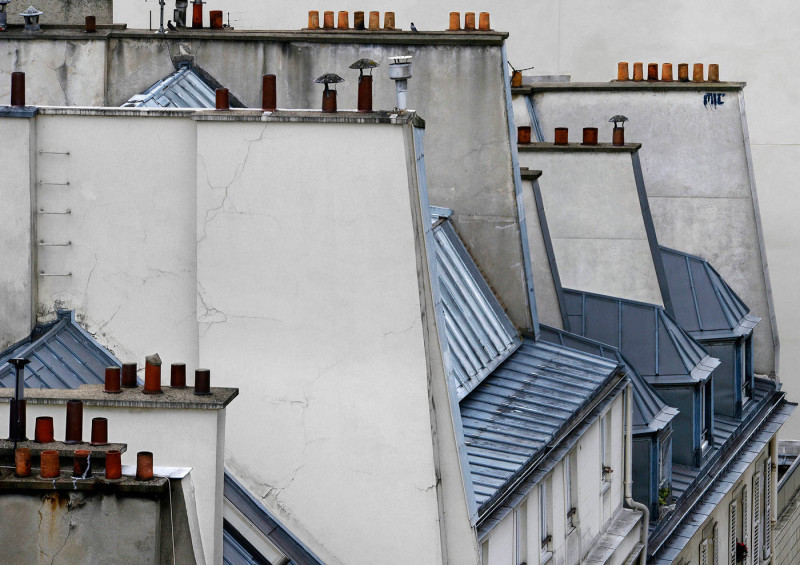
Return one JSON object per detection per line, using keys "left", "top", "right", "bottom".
{"left": 518, "top": 150, "right": 664, "bottom": 307}
{"left": 32, "top": 110, "right": 199, "bottom": 366}
{"left": 0, "top": 116, "right": 35, "bottom": 349}
{"left": 0, "top": 396, "right": 226, "bottom": 565}
{"left": 194, "top": 116, "right": 445, "bottom": 565}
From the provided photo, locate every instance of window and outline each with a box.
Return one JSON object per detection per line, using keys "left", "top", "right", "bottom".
{"left": 540, "top": 479, "right": 552, "bottom": 562}
{"left": 515, "top": 501, "right": 527, "bottom": 565}
{"left": 743, "top": 336, "right": 753, "bottom": 402}
{"left": 729, "top": 500, "right": 738, "bottom": 565}
{"left": 742, "top": 485, "right": 749, "bottom": 565}
{"left": 713, "top": 522, "right": 720, "bottom": 565}
{"left": 753, "top": 472, "right": 761, "bottom": 565}
{"left": 566, "top": 450, "right": 578, "bottom": 530}
{"left": 701, "top": 380, "right": 713, "bottom": 450}
{"left": 764, "top": 459, "right": 772, "bottom": 560}
{"left": 601, "top": 413, "right": 612, "bottom": 487}
{"left": 659, "top": 432, "right": 672, "bottom": 487}
{"left": 700, "top": 522, "right": 719, "bottom": 565}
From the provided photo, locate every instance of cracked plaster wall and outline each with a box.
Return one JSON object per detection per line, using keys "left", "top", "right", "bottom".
{"left": 517, "top": 150, "right": 665, "bottom": 308}
{"left": 5, "top": 0, "right": 112, "bottom": 25}
{"left": 0, "top": 491, "right": 159, "bottom": 565}
{"left": 0, "top": 39, "right": 106, "bottom": 106}
{"left": 0, "top": 117, "right": 35, "bottom": 350}
{"left": 0, "top": 401, "right": 222, "bottom": 565}
{"left": 196, "top": 120, "right": 444, "bottom": 564}
{"left": 32, "top": 113, "right": 199, "bottom": 367}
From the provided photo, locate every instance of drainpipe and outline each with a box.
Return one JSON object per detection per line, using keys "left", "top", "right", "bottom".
{"left": 623, "top": 381, "right": 649, "bottom": 565}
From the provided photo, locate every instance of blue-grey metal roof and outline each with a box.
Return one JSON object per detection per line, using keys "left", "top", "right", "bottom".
{"left": 0, "top": 311, "right": 118, "bottom": 389}
{"left": 563, "top": 289, "right": 719, "bottom": 385}
{"left": 660, "top": 246, "right": 760, "bottom": 340}
{"left": 539, "top": 325, "right": 677, "bottom": 434}
{"left": 223, "top": 472, "right": 323, "bottom": 565}
{"left": 650, "top": 392, "right": 794, "bottom": 563}
{"left": 121, "top": 64, "right": 243, "bottom": 109}
{"left": 460, "top": 339, "right": 621, "bottom": 510}
{"left": 223, "top": 526, "right": 269, "bottom": 565}
{"left": 433, "top": 218, "right": 521, "bottom": 400}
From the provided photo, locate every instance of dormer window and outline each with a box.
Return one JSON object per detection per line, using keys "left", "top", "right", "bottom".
{"left": 742, "top": 336, "right": 753, "bottom": 403}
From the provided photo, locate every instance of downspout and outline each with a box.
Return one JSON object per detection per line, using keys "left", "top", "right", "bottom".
{"left": 623, "top": 381, "right": 649, "bottom": 565}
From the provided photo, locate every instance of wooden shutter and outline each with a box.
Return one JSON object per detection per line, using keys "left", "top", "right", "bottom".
{"left": 713, "top": 522, "right": 720, "bottom": 565}
{"left": 752, "top": 473, "right": 761, "bottom": 565}
{"left": 701, "top": 539, "right": 709, "bottom": 565}
{"left": 742, "top": 484, "right": 749, "bottom": 565}
{"left": 729, "top": 501, "right": 737, "bottom": 565}
{"left": 764, "top": 459, "right": 772, "bottom": 559}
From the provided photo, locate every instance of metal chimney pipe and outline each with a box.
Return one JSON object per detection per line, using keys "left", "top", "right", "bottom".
{"left": 170, "top": 363, "right": 187, "bottom": 388}
{"left": 191, "top": 0, "right": 204, "bottom": 28}
{"left": 194, "top": 368, "right": 211, "bottom": 395}
{"left": 11, "top": 72, "right": 25, "bottom": 107}
{"left": 389, "top": 56, "right": 412, "bottom": 111}
{"left": 64, "top": 399, "right": 83, "bottom": 444}
{"left": 7, "top": 358, "right": 30, "bottom": 443}
{"left": 85, "top": 15, "right": 96, "bottom": 33}
{"left": 357, "top": 76, "right": 373, "bottom": 112}
{"left": 143, "top": 353, "right": 163, "bottom": 394}
{"left": 262, "top": 74, "right": 277, "bottom": 111}
{"left": 104, "top": 366, "right": 121, "bottom": 393}
{"left": 121, "top": 362, "right": 138, "bottom": 388}
{"left": 90, "top": 417, "right": 108, "bottom": 446}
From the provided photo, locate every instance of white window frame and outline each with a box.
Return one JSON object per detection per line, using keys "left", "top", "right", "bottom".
{"left": 729, "top": 500, "right": 738, "bottom": 565}
{"left": 515, "top": 501, "right": 527, "bottom": 565}
{"left": 764, "top": 458, "right": 772, "bottom": 560}
{"left": 753, "top": 472, "right": 761, "bottom": 565}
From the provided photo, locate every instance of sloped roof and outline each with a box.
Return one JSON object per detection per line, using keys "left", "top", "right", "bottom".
{"left": 460, "top": 339, "right": 621, "bottom": 510}
{"left": 563, "top": 289, "right": 719, "bottom": 385}
{"left": 539, "top": 325, "right": 677, "bottom": 434}
{"left": 223, "top": 472, "right": 323, "bottom": 565}
{"left": 433, "top": 218, "right": 521, "bottom": 400}
{"left": 0, "top": 311, "right": 117, "bottom": 389}
{"left": 121, "top": 64, "right": 244, "bottom": 109}
{"left": 660, "top": 246, "right": 760, "bottom": 340}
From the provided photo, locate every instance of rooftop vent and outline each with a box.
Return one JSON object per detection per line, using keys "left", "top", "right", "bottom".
{"left": 350, "top": 58, "right": 379, "bottom": 112}
{"left": 389, "top": 55, "right": 412, "bottom": 110}
{"left": 315, "top": 73, "right": 344, "bottom": 113}
{"left": 0, "top": 0, "right": 12, "bottom": 32}
{"left": 20, "top": 5, "right": 43, "bottom": 32}
{"left": 609, "top": 115, "right": 628, "bottom": 146}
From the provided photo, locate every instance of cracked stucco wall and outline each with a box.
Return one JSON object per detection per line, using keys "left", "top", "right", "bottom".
{"left": 32, "top": 113, "right": 199, "bottom": 367}
{"left": 195, "top": 119, "right": 444, "bottom": 564}
{"left": 5, "top": 0, "right": 112, "bottom": 26}
{"left": 0, "top": 491, "right": 159, "bottom": 565}
{"left": 0, "top": 39, "right": 106, "bottom": 106}
{"left": 0, "top": 400, "right": 222, "bottom": 565}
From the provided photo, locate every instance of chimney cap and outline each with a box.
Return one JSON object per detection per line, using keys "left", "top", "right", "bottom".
{"left": 350, "top": 58, "right": 379, "bottom": 70}
{"left": 20, "top": 5, "right": 43, "bottom": 16}
{"left": 609, "top": 114, "right": 628, "bottom": 126}
{"left": 315, "top": 73, "right": 344, "bottom": 85}
{"left": 390, "top": 55, "right": 412, "bottom": 65}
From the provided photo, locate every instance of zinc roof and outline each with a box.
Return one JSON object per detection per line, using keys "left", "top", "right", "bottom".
{"left": 660, "top": 246, "right": 760, "bottom": 340}
{"left": 0, "top": 311, "right": 117, "bottom": 389}
{"left": 539, "top": 325, "right": 677, "bottom": 434}
{"left": 121, "top": 64, "right": 242, "bottom": 109}
{"left": 433, "top": 218, "right": 521, "bottom": 400}
{"left": 563, "top": 289, "right": 719, "bottom": 385}
{"left": 460, "top": 339, "right": 621, "bottom": 510}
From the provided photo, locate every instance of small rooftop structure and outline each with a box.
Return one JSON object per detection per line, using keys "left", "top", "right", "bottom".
{"left": 660, "top": 246, "right": 760, "bottom": 340}
{"left": 562, "top": 289, "right": 719, "bottom": 385}
{"left": 432, "top": 216, "right": 521, "bottom": 399}
{"left": 0, "top": 310, "right": 116, "bottom": 389}
{"left": 121, "top": 64, "right": 244, "bottom": 109}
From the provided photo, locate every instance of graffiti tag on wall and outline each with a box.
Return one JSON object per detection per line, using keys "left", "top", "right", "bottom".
{"left": 704, "top": 93, "right": 725, "bottom": 109}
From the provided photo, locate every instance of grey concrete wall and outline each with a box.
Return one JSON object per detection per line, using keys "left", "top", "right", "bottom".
{"left": 0, "top": 31, "right": 533, "bottom": 332}
{"left": 528, "top": 87, "right": 777, "bottom": 377}
{"left": 518, "top": 147, "right": 665, "bottom": 308}
{"left": 0, "top": 116, "right": 35, "bottom": 350}
{"left": 6, "top": 0, "right": 112, "bottom": 26}
{"left": 0, "top": 491, "right": 160, "bottom": 564}
{"left": 0, "top": 35, "right": 107, "bottom": 106}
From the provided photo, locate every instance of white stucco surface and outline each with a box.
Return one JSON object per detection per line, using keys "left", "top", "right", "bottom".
{"left": 194, "top": 119, "right": 443, "bottom": 565}
{"left": 32, "top": 113, "right": 199, "bottom": 366}
{"left": 518, "top": 150, "right": 664, "bottom": 307}
{"left": 0, "top": 117, "right": 35, "bottom": 350}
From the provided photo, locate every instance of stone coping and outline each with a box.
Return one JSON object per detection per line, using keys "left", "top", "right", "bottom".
{"left": 193, "top": 109, "right": 425, "bottom": 126}
{"left": 517, "top": 142, "right": 642, "bottom": 153}
{"left": 514, "top": 81, "right": 746, "bottom": 94}
{"left": 519, "top": 168, "right": 543, "bottom": 180}
{"left": 0, "top": 27, "right": 508, "bottom": 45}
{"left": 0, "top": 440, "right": 126, "bottom": 458}
{"left": 0, "top": 384, "right": 238, "bottom": 410}
{"left": 0, "top": 468, "right": 168, "bottom": 494}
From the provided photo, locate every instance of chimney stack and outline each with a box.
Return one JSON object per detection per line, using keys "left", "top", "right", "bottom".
{"left": 10, "top": 72, "right": 25, "bottom": 108}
